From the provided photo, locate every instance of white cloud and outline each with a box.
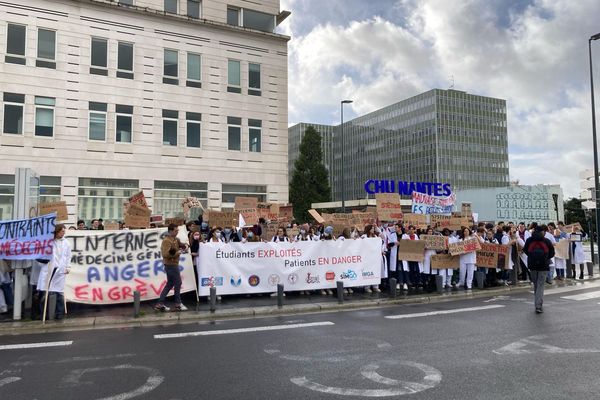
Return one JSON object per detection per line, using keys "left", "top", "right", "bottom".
{"left": 285, "top": 0, "right": 600, "bottom": 198}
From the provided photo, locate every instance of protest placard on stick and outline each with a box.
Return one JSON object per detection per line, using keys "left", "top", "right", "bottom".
{"left": 376, "top": 193, "right": 403, "bottom": 221}
{"left": 308, "top": 209, "right": 325, "bottom": 224}
{"left": 421, "top": 235, "right": 447, "bottom": 250}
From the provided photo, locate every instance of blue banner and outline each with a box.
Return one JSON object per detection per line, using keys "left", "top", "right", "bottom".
{"left": 0, "top": 213, "right": 56, "bottom": 260}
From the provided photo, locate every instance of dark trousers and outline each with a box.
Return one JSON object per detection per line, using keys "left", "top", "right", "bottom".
{"left": 397, "top": 269, "right": 410, "bottom": 286}
{"left": 159, "top": 266, "right": 182, "bottom": 305}
{"left": 408, "top": 261, "right": 421, "bottom": 286}
{"left": 39, "top": 291, "right": 65, "bottom": 319}
{"left": 519, "top": 259, "right": 531, "bottom": 281}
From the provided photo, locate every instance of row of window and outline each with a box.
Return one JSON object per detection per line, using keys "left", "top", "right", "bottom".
{"left": 1, "top": 93, "right": 263, "bottom": 152}
{"left": 4, "top": 23, "right": 262, "bottom": 95}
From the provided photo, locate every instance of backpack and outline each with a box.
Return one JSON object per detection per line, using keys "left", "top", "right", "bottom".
{"left": 527, "top": 240, "right": 550, "bottom": 269}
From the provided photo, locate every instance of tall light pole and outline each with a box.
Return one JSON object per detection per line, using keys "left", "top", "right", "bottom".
{"left": 340, "top": 100, "right": 353, "bottom": 213}
{"left": 589, "top": 33, "right": 600, "bottom": 265}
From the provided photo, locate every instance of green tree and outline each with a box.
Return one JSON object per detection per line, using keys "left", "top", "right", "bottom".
{"left": 289, "top": 126, "right": 331, "bottom": 222}
{"left": 563, "top": 197, "right": 587, "bottom": 226}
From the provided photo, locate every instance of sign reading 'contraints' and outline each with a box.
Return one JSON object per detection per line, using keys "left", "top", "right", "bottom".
{"left": 0, "top": 213, "right": 56, "bottom": 260}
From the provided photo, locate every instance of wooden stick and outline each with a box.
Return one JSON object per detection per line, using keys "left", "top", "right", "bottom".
{"left": 41, "top": 262, "right": 55, "bottom": 324}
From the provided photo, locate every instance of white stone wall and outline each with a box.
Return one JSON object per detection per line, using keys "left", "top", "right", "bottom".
{"left": 0, "top": 0, "right": 289, "bottom": 223}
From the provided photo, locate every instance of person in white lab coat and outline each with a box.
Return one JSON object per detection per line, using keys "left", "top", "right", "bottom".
{"left": 457, "top": 227, "right": 482, "bottom": 290}
{"left": 37, "top": 224, "right": 71, "bottom": 320}
{"left": 570, "top": 226, "right": 587, "bottom": 279}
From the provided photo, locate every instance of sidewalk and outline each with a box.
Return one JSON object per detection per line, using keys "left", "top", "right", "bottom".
{"left": 1, "top": 275, "right": 598, "bottom": 336}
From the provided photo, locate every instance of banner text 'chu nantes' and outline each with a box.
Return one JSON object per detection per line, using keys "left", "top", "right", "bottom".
{"left": 364, "top": 180, "right": 452, "bottom": 196}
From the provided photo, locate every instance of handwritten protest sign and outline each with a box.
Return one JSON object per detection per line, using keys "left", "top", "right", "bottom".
{"left": 397, "top": 239, "right": 426, "bottom": 262}
{"left": 376, "top": 193, "right": 403, "bottom": 221}
{"left": 432, "top": 215, "right": 470, "bottom": 231}
{"left": 421, "top": 235, "right": 447, "bottom": 250}
{"left": 461, "top": 202, "right": 472, "bottom": 215}
{"left": 555, "top": 240, "right": 570, "bottom": 259}
{"left": 64, "top": 228, "right": 196, "bottom": 304}
{"left": 234, "top": 197, "right": 258, "bottom": 210}
{"left": 127, "top": 203, "right": 151, "bottom": 217}
{"left": 476, "top": 242, "right": 510, "bottom": 269}
{"left": 39, "top": 201, "right": 68, "bottom": 221}
{"left": 278, "top": 205, "right": 294, "bottom": 222}
{"left": 124, "top": 214, "right": 149, "bottom": 229}
{"left": 258, "top": 203, "right": 279, "bottom": 221}
{"left": 237, "top": 208, "right": 259, "bottom": 226}
{"left": 104, "top": 222, "right": 120, "bottom": 230}
{"left": 308, "top": 209, "right": 325, "bottom": 224}
{"left": 561, "top": 222, "right": 583, "bottom": 233}
{"left": 431, "top": 254, "right": 460, "bottom": 269}
{"left": 128, "top": 191, "right": 148, "bottom": 208}
{"left": 0, "top": 214, "right": 56, "bottom": 260}
{"left": 204, "top": 211, "right": 237, "bottom": 228}
{"left": 401, "top": 213, "right": 428, "bottom": 230}
{"left": 411, "top": 192, "right": 455, "bottom": 215}
{"left": 165, "top": 217, "right": 186, "bottom": 227}
{"left": 448, "top": 237, "right": 482, "bottom": 256}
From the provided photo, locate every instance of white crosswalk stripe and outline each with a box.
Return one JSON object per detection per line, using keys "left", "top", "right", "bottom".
{"left": 560, "top": 290, "right": 600, "bottom": 301}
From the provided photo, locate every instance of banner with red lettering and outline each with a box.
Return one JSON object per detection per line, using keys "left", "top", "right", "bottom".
{"left": 197, "top": 238, "right": 382, "bottom": 295}
{"left": 64, "top": 228, "right": 196, "bottom": 304}
{"left": 0, "top": 213, "right": 56, "bottom": 260}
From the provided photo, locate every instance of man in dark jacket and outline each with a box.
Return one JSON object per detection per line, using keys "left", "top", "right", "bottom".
{"left": 523, "top": 225, "right": 555, "bottom": 313}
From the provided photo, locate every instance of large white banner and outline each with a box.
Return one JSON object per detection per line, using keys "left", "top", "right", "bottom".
{"left": 64, "top": 228, "right": 196, "bottom": 304}
{"left": 197, "top": 238, "right": 382, "bottom": 295}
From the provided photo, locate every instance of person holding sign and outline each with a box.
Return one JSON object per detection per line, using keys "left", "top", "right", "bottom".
{"left": 37, "top": 224, "right": 71, "bottom": 320}
{"left": 422, "top": 228, "right": 438, "bottom": 292}
{"left": 457, "top": 227, "right": 482, "bottom": 290}
{"left": 400, "top": 225, "right": 421, "bottom": 290}
{"left": 570, "top": 225, "right": 587, "bottom": 279}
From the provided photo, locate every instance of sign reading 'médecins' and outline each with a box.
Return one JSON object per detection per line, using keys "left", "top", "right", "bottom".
{"left": 197, "top": 238, "right": 382, "bottom": 296}
{"left": 0, "top": 213, "right": 56, "bottom": 260}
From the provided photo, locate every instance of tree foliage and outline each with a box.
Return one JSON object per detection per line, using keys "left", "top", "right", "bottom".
{"left": 563, "top": 197, "right": 588, "bottom": 226}
{"left": 289, "top": 126, "right": 331, "bottom": 222}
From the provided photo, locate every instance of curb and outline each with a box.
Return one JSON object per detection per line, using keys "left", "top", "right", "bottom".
{"left": 1, "top": 278, "right": 597, "bottom": 336}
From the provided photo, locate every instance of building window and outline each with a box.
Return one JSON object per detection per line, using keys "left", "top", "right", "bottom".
{"left": 243, "top": 9, "right": 275, "bottom": 32}
{"left": 187, "top": 0, "right": 200, "bottom": 18}
{"left": 227, "top": 116, "right": 241, "bottom": 151}
{"left": 36, "top": 29, "right": 56, "bottom": 69}
{"left": 119, "top": 0, "right": 134, "bottom": 5}
{"left": 34, "top": 96, "right": 55, "bottom": 137}
{"left": 221, "top": 184, "right": 267, "bottom": 203}
{"left": 78, "top": 177, "right": 138, "bottom": 222}
{"left": 89, "top": 102, "right": 107, "bottom": 141}
{"left": 90, "top": 37, "right": 108, "bottom": 76}
{"left": 163, "top": 49, "right": 178, "bottom": 84}
{"left": 163, "top": 109, "right": 178, "bottom": 146}
{"left": 164, "top": 0, "right": 178, "bottom": 13}
{"left": 249, "top": 119, "right": 261, "bottom": 152}
{"left": 227, "top": 7, "right": 240, "bottom": 26}
{"left": 249, "top": 63, "right": 261, "bottom": 96}
{"left": 117, "top": 42, "right": 134, "bottom": 79}
{"left": 227, "top": 59, "right": 241, "bottom": 93}
{"left": 186, "top": 112, "right": 201, "bottom": 148}
{"left": 186, "top": 53, "right": 201, "bottom": 88}
{"left": 3, "top": 93, "right": 25, "bottom": 134}
{"left": 154, "top": 180, "right": 207, "bottom": 219}
{"left": 6, "top": 24, "right": 26, "bottom": 65}
{"left": 0, "top": 174, "right": 15, "bottom": 220}
{"left": 116, "top": 105, "right": 133, "bottom": 143}
{"left": 39, "top": 176, "right": 62, "bottom": 202}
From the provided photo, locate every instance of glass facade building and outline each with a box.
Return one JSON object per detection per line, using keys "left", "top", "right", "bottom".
{"left": 288, "top": 89, "right": 509, "bottom": 202}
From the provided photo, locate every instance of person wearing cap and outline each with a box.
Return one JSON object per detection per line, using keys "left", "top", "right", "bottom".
{"left": 154, "top": 223, "right": 188, "bottom": 312}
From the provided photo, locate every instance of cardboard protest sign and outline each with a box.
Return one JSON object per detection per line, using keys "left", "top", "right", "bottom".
{"left": 234, "top": 197, "right": 258, "bottom": 210}
{"left": 165, "top": 217, "right": 186, "bottom": 227}
{"left": 257, "top": 203, "right": 279, "bottom": 221}
{"left": 203, "top": 211, "right": 237, "bottom": 228}
{"left": 431, "top": 254, "right": 460, "bottom": 269}
{"left": 103, "top": 222, "right": 120, "bottom": 230}
{"left": 127, "top": 203, "right": 151, "bottom": 217}
{"left": 308, "top": 209, "right": 325, "bottom": 224}
{"left": 265, "top": 223, "right": 279, "bottom": 240}
{"left": 64, "top": 228, "right": 196, "bottom": 304}
{"left": 432, "top": 215, "right": 469, "bottom": 231}
{"left": 461, "top": 202, "right": 472, "bottom": 215}
{"left": 238, "top": 208, "right": 259, "bottom": 226}
{"left": 448, "top": 237, "right": 482, "bottom": 256}
{"left": 39, "top": 201, "right": 68, "bottom": 221}
{"left": 476, "top": 242, "right": 510, "bottom": 269}
{"left": 397, "top": 239, "right": 426, "bottom": 262}
{"left": 0, "top": 214, "right": 56, "bottom": 260}
{"left": 561, "top": 222, "right": 583, "bottom": 233}
{"left": 421, "top": 235, "right": 447, "bottom": 250}
{"left": 569, "top": 233, "right": 582, "bottom": 242}
{"left": 278, "top": 205, "right": 294, "bottom": 222}
{"left": 555, "top": 240, "right": 570, "bottom": 260}
{"left": 401, "top": 213, "right": 428, "bottom": 230}
{"left": 128, "top": 191, "right": 148, "bottom": 208}
{"left": 124, "top": 214, "right": 149, "bottom": 229}
{"left": 376, "top": 193, "right": 403, "bottom": 221}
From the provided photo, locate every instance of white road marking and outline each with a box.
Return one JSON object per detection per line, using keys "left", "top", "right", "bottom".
{"left": 61, "top": 364, "right": 163, "bottom": 400}
{"left": 560, "top": 290, "right": 600, "bottom": 301}
{"left": 385, "top": 305, "right": 504, "bottom": 319}
{"left": 493, "top": 335, "right": 600, "bottom": 355}
{"left": 154, "top": 321, "right": 334, "bottom": 339}
{"left": 536, "top": 281, "right": 600, "bottom": 295}
{"left": 0, "top": 341, "right": 73, "bottom": 351}
{"left": 11, "top": 353, "right": 139, "bottom": 366}
{"left": 0, "top": 377, "right": 21, "bottom": 387}
{"left": 291, "top": 361, "right": 442, "bottom": 397}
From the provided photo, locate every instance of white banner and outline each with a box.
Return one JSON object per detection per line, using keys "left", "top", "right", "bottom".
{"left": 411, "top": 191, "right": 456, "bottom": 215}
{"left": 64, "top": 228, "right": 196, "bottom": 304}
{"left": 197, "top": 238, "right": 382, "bottom": 295}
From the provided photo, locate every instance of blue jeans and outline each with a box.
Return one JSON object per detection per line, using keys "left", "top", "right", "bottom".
{"left": 1, "top": 282, "right": 13, "bottom": 307}
{"left": 158, "top": 266, "right": 182, "bottom": 305}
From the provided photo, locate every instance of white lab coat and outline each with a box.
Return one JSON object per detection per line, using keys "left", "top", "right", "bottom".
{"left": 571, "top": 234, "right": 587, "bottom": 265}
{"left": 501, "top": 234, "right": 514, "bottom": 270}
{"left": 37, "top": 238, "right": 71, "bottom": 293}
{"left": 459, "top": 235, "right": 479, "bottom": 265}
{"left": 386, "top": 229, "right": 398, "bottom": 272}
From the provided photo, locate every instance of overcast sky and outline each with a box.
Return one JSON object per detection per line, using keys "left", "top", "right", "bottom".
{"left": 278, "top": 0, "right": 600, "bottom": 199}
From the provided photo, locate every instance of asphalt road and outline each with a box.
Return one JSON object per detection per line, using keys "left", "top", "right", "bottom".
{"left": 2, "top": 282, "right": 600, "bottom": 400}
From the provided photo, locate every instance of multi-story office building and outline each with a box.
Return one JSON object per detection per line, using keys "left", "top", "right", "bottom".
{"left": 0, "top": 0, "right": 290, "bottom": 223}
{"left": 289, "top": 89, "right": 509, "bottom": 202}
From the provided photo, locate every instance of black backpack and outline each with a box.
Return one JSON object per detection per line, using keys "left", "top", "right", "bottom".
{"left": 527, "top": 240, "right": 550, "bottom": 268}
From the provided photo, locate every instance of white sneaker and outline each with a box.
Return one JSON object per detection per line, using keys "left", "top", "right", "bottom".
{"left": 270, "top": 292, "right": 277, "bottom": 297}
{"left": 320, "top": 290, "right": 327, "bottom": 295}
{"left": 326, "top": 289, "right": 333, "bottom": 295}
{"left": 174, "top": 303, "right": 188, "bottom": 311}
{"left": 396, "top": 284, "right": 400, "bottom": 290}
{"left": 217, "top": 295, "right": 222, "bottom": 301}
{"left": 373, "top": 287, "right": 381, "bottom": 293}
{"left": 348, "top": 288, "right": 353, "bottom": 294}
{"left": 403, "top": 283, "right": 408, "bottom": 290}
{"left": 365, "top": 287, "right": 372, "bottom": 293}
{"left": 343, "top": 289, "right": 348, "bottom": 294}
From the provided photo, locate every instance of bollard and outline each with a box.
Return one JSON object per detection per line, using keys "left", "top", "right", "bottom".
{"left": 47, "top": 293, "right": 57, "bottom": 320}
{"left": 435, "top": 275, "right": 444, "bottom": 294}
{"left": 475, "top": 271, "right": 485, "bottom": 289}
{"left": 209, "top": 287, "right": 217, "bottom": 313}
{"left": 133, "top": 290, "right": 140, "bottom": 318}
{"left": 587, "top": 262, "right": 594, "bottom": 278}
{"left": 388, "top": 278, "right": 397, "bottom": 298}
{"left": 277, "top": 284, "right": 284, "bottom": 308}
{"left": 336, "top": 281, "right": 344, "bottom": 304}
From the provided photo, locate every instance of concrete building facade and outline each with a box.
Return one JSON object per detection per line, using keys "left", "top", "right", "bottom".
{"left": 0, "top": 0, "right": 289, "bottom": 223}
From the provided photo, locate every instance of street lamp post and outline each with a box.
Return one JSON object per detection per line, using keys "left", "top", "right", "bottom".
{"left": 340, "top": 100, "right": 353, "bottom": 213}
{"left": 589, "top": 33, "right": 600, "bottom": 266}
